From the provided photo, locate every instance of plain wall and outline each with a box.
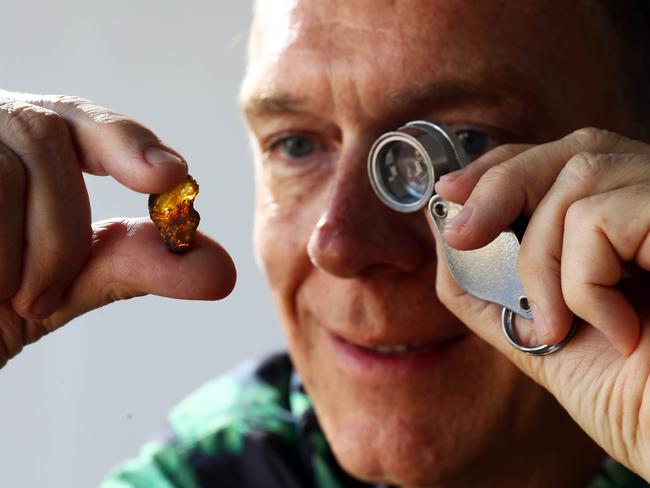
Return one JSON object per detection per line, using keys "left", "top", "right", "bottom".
{"left": 0, "top": 1, "right": 285, "bottom": 486}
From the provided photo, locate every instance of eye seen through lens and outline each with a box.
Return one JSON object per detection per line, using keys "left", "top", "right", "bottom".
{"left": 378, "top": 140, "right": 431, "bottom": 204}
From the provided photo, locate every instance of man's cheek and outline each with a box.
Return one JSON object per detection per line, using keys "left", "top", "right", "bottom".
{"left": 254, "top": 219, "right": 287, "bottom": 286}
{"left": 253, "top": 206, "right": 314, "bottom": 292}
{"left": 257, "top": 160, "right": 331, "bottom": 208}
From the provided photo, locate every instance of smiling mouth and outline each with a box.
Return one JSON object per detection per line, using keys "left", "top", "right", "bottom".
{"left": 327, "top": 327, "right": 464, "bottom": 355}
{"left": 364, "top": 342, "right": 440, "bottom": 355}
{"left": 323, "top": 326, "right": 467, "bottom": 377}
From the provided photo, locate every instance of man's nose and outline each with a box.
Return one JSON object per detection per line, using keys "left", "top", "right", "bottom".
{"left": 307, "top": 142, "right": 429, "bottom": 278}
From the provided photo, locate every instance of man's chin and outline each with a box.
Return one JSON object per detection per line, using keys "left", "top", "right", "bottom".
{"left": 322, "top": 412, "right": 451, "bottom": 487}
{"left": 307, "top": 365, "right": 484, "bottom": 487}
{"left": 296, "top": 332, "right": 532, "bottom": 487}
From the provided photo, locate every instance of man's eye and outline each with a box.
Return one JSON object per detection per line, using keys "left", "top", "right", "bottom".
{"left": 456, "top": 129, "right": 499, "bottom": 160}
{"left": 275, "top": 135, "right": 316, "bottom": 159}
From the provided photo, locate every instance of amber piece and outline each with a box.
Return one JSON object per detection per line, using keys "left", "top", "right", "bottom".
{"left": 148, "top": 175, "right": 200, "bottom": 253}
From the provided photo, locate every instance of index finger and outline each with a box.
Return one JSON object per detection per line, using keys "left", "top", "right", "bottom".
{"left": 9, "top": 92, "right": 188, "bottom": 194}
{"left": 439, "top": 128, "right": 650, "bottom": 250}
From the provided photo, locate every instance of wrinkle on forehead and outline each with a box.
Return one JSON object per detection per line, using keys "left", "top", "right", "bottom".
{"left": 250, "top": 0, "right": 434, "bottom": 61}
{"left": 249, "top": 0, "right": 608, "bottom": 62}
{"left": 248, "top": 0, "right": 553, "bottom": 86}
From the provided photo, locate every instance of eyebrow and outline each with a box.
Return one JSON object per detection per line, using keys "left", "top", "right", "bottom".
{"left": 242, "top": 73, "right": 542, "bottom": 122}
{"left": 388, "top": 74, "right": 542, "bottom": 116}
{"left": 388, "top": 80, "right": 495, "bottom": 107}
{"left": 241, "top": 92, "right": 309, "bottom": 116}
{"left": 241, "top": 83, "right": 491, "bottom": 120}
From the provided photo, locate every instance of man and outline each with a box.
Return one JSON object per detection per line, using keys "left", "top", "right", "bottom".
{"left": 0, "top": 0, "right": 649, "bottom": 486}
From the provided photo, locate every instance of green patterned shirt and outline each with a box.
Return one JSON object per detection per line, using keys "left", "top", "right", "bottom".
{"left": 102, "top": 353, "right": 648, "bottom": 488}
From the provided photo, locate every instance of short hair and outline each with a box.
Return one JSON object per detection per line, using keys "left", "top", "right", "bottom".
{"left": 601, "top": 0, "right": 650, "bottom": 129}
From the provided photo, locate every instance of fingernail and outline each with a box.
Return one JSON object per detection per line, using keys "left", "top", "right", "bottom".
{"left": 144, "top": 146, "right": 185, "bottom": 166}
{"left": 31, "top": 285, "right": 64, "bottom": 319}
{"left": 531, "top": 304, "right": 551, "bottom": 341}
{"left": 439, "top": 169, "right": 465, "bottom": 183}
{"left": 444, "top": 205, "right": 474, "bottom": 234}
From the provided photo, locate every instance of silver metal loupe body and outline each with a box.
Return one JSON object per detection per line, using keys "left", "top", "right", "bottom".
{"left": 367, "top": 121, "right": 576, "bottom": 356}
{"left": 368, "top": 121, "right": 469, "bottom": 212}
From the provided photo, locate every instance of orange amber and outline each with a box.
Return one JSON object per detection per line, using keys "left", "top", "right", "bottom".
{"left": 148, "top": 175, "right": 200, "bottom": 253}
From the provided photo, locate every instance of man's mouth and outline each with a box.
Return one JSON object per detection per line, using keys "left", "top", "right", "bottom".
{"left": 364, "top": 342, "right": 438, "bottom": 355}
{"left": 322, "top": 327, "right": 466, "bottom": 378}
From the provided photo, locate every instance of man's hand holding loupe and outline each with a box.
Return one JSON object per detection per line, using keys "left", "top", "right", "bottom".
{"left": 435, "top": 128, "right": 650, "bottom": 479}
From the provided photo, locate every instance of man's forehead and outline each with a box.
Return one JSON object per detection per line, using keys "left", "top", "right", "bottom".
{"left": 249, "top": 0, "right": 571, "bottom": 54}
{"left": 246, "top": 2, "right": 545, "bottom": 109}
{"left": 244, "top": 0, "right": 615, "bottom": 135}
{"left": 250, "top": 0, "right": 475, "bottom": 60}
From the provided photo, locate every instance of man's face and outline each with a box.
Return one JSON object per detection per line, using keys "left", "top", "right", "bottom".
{"left": 241, "top": 1, "right": 624, "bottom": 485}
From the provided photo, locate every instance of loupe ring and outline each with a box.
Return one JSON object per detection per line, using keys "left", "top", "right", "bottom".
{"left": 501, "top": 307, "right": 577, "bottom": 356}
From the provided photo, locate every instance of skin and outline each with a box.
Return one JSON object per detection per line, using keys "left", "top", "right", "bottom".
{"left": 1, "top": 0, "right": 649, "bottom": 486}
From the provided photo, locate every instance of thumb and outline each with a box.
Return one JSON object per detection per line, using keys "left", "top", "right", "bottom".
{"left": 41, "top": 217, "right": 237, "bottom": 330}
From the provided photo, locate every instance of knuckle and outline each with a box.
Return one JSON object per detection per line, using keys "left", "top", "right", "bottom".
{"left": 559, "top": 152, "right": 610, "bottom": 186}
{"left": 566, "top": 127, "right": 618, "bottom": 150}
{"left": 50, "top": 95, "right": 122, "bottom": 124}
{"left": 482, "top": 143, "right": 519, "bottom": 161}
{"left": 44, "top": 94, "right": 89, "bottom": 106}
{"left": 485, "top": 143, "right": 531, "bottom": 162}
{"left": 42, "top": 94, "right": 93, "bottom": 116}
{"left": 480, "top": 161, "right": 522, "bottom": 189}
{"left": 41, "top": 94, "right": 158, "bottom": 141}
{"left": 51, "top": 95, "right": 145, "bottom": 130}
{"left": 2, "top": 104, "right": 70, "bottom": 151}
{"left": 495, "top": 143, "right": 521, "bottom": 154}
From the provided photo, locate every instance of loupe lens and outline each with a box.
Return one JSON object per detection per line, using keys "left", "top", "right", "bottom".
{"left": 368, "top": 121, "right": 468, "bottom": 213}
{"left": 378, "top": 141, "right": 430, "bottom": 203}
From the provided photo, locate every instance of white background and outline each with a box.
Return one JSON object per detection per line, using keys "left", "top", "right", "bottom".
{"left": 0, "top": 1, "right": 285, "bottom": 486}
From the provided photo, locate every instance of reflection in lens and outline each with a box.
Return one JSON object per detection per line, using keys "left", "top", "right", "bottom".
{"left": 378, "top": 141, "right": 430, "bottom": 204}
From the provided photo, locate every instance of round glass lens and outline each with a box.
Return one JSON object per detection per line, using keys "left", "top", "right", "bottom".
{"left": 378, "top": 140, "right": 430, "bottom": 204}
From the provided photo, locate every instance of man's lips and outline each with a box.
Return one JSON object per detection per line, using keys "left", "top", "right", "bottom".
{"left": 325, "top": 325, "right": 464, "bottom": 354}
{"left": 322, "top": 326, "right": 467, "bottom": 377}
{"left": 333, "top": 334, "right": 455, "bottom": 355}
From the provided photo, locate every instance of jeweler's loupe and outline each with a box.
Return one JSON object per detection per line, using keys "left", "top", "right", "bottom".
{"left": 367, "top": 121, "right": 576, "bottom": 356}
{"left": 367, "top": 121, "right": 468, "bottom": 212}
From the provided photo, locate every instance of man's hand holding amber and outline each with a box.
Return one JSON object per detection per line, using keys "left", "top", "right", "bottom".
{"left": 0, "top": 90, "right": 236, "bottom": 367}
